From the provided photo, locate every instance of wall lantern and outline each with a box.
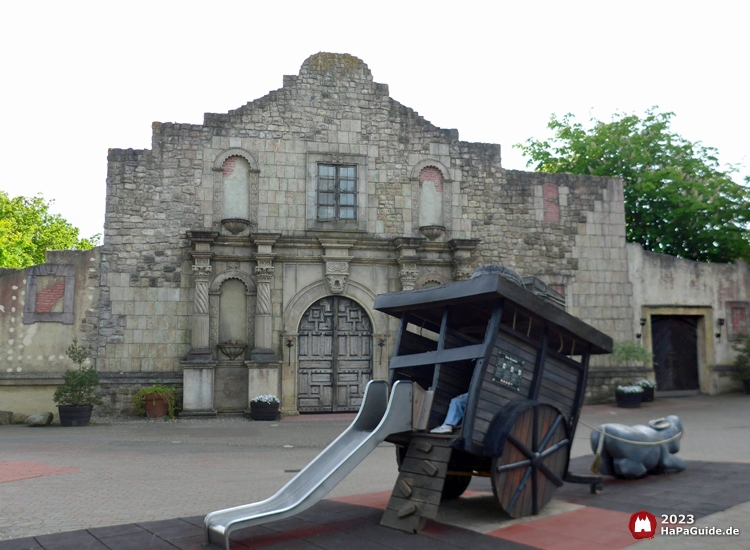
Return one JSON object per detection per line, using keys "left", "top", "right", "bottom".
{"left": 285, "top": 336, "right": 295, "bottom": 366}
{"left": 716, "top": 318, "right": 725, "bottom": 340}
{"left": 636, "top": 318, "right": 647, "bottom": 340}
{"left": 378, "top": 335, "right": 387, "bottom": 365}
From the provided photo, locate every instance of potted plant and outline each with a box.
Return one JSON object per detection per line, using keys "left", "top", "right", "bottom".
{"left": 615, "top": 385, "right": 643, "bottom": 408}
{"left": 634, "top": 379, "right": 656, "bottom": 402}
{"left": 249, "top": 394, "right": 280, "bottom": 421}
{"left": 133, "top": 384, "right": 178, "bottom": 419}
{"left": 730, "top": 335, "right": 750, "bottom": 394}
{"left": 53, "top": 338, "right": 102, "bottom": 426}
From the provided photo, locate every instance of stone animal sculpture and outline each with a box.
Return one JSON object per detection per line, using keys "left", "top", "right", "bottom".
{"left": 590, "top": 415, "right": 685, "bottom": 479}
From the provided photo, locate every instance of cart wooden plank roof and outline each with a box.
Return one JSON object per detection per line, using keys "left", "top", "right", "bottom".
{"left": 374, "top": 273, "right": 613, "bottom": 355}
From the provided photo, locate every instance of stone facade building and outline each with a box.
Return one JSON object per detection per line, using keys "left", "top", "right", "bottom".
{"left": 1, "top": 53, "right": 747, "bottom": 416}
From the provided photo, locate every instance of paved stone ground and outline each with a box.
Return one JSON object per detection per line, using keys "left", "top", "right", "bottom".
{"left": 1, "top": 394, "right": 749, "bottom": 548}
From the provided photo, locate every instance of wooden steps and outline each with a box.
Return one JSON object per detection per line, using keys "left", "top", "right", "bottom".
{"left": 380, "top": 434, "right": 453, "bottom": 533}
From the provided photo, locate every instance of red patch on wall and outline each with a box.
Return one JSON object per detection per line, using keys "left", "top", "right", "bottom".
{"left": 0, "top": 462, "right": 79, "bottom": 484}
{"left": 731, "top": 306, "right": 747, "bottom": 337}
{"left": 35, "top": 281, "right": 66, "bottom": 312}
{"left": 222, "top": 156, "right": 237, "bottom": 178}
{"left": 419, "top": 166, "right": 443, "bottom": 192}
{"left": 543, "top": 183, "right": 560, "bottom": 222}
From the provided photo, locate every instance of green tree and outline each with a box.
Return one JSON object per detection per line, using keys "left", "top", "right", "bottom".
{"left": 0, "top": 190, "right": 100, "bottom": 268}
{"left": 516, "top": 108, "right": 750, "bottom": 263}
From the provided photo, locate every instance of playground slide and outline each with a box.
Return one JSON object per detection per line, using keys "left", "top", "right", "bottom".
{"left": 204, "top": 379, "right": 414, "bottom": 550}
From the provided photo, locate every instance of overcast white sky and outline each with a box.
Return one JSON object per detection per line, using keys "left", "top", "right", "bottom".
{"left": 1, "top": 1, "right": 747, "bottom": 240}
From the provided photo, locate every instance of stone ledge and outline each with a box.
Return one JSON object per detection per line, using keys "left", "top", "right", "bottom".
{"left": 585, "top": 365, "right": 652, "bottom": 405}
{"left": 0, "top": 373, "right": 64, "bottom": 386}
{"left": 0, "top": 372, "right": 182, "bottom": 386}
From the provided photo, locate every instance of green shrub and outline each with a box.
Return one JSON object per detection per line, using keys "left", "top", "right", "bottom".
{"left": 611, "top": 340, "right": 653, "bottom": 366}
{"left": 53, "top": 338, "right": 101, "bottom": 407}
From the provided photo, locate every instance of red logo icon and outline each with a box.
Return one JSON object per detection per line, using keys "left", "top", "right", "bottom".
{"left": 628, "top": 510, "right": 657, "bottom": 539}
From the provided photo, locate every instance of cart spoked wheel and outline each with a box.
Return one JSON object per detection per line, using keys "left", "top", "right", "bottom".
{"left": 491, "top": 403, "right": 569, "bottom": 518}
{"left": 441, "top": 473, "right": 472, "bottom": 500}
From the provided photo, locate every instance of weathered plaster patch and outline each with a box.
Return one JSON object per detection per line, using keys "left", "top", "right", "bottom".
{"left": 22, "top": 324, "right": 38, "bottom": 346}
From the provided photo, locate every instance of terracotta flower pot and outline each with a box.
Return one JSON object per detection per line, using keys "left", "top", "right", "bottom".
{"left": 250, "top": 402, "right": 279, "bottom": 421}
{"left": 144, "top": 394, "right": 168, "bottom": 419}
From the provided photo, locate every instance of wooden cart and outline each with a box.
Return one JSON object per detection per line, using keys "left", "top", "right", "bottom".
{"left": 373, "top": 268, "right": 612, "bottom": 532}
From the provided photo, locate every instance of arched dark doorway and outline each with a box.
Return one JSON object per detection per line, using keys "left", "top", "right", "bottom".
{"left": 297, "top": 296, "right": 372, "bottom": 412}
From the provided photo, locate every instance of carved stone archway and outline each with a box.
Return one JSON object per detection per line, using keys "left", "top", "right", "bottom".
{"left": 209, "top": 270, "right": 257, "bottom": 360}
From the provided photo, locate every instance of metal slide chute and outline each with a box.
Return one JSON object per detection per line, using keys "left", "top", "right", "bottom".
{"left": 204, "top": 379, "right": 414, "bottom": 550}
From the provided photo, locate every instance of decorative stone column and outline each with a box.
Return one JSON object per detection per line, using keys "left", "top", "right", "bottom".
{"left": 251, "top": 234, "right": 280, "bottom": 361}
{"left": 394, "top": 237, "right": 424, "bottom": 291}
{"left": 252, "top": 256, "right": 275, "bottom": 361}
{"left": 449, "top": 238, "right": 481, "bottom": 281}
{"left": 181, "top": 231, "right": 218, "bottom": 418}
{"left": 186, "top": 232, "right": 217, "bottom": 361}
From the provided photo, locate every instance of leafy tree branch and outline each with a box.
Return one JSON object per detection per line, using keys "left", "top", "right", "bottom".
{"left": 516, "top": 108, "right": 750, "bottom": 263}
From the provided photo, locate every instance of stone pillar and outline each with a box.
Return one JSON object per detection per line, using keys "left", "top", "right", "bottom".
{"left": 185, "top": 231, "right": 217, "bottom": 361}
{"left": 180, "top": 362, "right": 217, "bottom": 417}
{"left": 190, "top": 259, "right": 212, "bottom": 357}
{"left": 394, "top": 237, "right": 424, "bottom": 291}
{"left": 449, "top": 238, "right": 482, "bottom": 281}
{"left": 251, "top": 234, "right": 280, "bottom": 362}
{"left": 252, "top": 257, "right": 275, "bottom": 361}
{"left": 181, "top": 231, "right": 219, "bottom": 418}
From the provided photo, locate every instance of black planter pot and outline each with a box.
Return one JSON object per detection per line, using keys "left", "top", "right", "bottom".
{"left": 641, "top": 387, "right": 655, "bottom": 402}
{"left": 615, "top": 392, "right": 642, "bottom": 408}
{"left": 743, "top": 379, "right": 750, "bottom": 395}
{"left": 250, "top": 402, "right": 279, "bottom": 421}
{"left": 58, "top": 405, "right": 94, "bottom": 426}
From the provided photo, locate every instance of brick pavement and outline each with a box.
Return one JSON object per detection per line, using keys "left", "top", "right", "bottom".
{"left": 1, "top": 394, "right": 749, "bottom": 548}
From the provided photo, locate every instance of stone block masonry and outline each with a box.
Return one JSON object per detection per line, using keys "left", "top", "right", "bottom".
{"left": 11, "top": 52, "right": 639, "bottom": 415}
{"left": 3, "top": 52, "right": 744, "bottom": 413}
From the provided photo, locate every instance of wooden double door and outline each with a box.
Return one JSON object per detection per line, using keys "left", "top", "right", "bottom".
{"left": 651, "top": 315, "right": 699, "bottom": 391}
{"left": 297, "top": 297, "right": 373, "bottom": 412}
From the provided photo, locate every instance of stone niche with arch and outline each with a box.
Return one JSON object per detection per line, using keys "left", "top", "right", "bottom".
{"left": 410, "top": 159, "right": 452, "bottom": 241}
{"left": 209, "top": 267, "right": 258, "bottom": 413}
{"left": 212, "top": 148, "right": 260, "bottom": 236}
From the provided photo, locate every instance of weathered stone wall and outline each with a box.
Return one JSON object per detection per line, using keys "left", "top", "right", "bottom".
{"left": 467, "top": 170, "right": 634, "bottom": 345}
{"left": 0, "top": 248, "right": 102, "bottom": 415}
{"left": 102, "top": 145, "right": 194, "bottom": 373}
{"left": 628, "top": 243, "right": 750, "bottom": 393}
{"left": 95, "top": 52, "right": 639, "bottom": 414}
{"left": 585, "top": 365, "right": 653, "bottom": 404}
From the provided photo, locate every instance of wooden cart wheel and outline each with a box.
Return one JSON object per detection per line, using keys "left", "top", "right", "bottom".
{"left": 491, "top": 403, "right": 569, "bottom": 518}
{"left": 441, "top": 474, "right": 472, "bottom": 500}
